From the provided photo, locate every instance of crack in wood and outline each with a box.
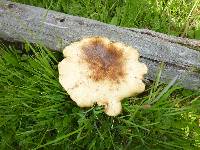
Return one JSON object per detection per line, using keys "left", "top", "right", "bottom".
{"left": 127, "top": 28, "right": 200, "bottom": 51}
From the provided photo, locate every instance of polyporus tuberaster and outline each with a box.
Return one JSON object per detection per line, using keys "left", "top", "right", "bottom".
{"left": 58, "top": 37, "right": 147, "bottom": 116}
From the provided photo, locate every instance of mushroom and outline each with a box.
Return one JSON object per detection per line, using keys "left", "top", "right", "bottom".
{"left": 58, "top": 36, "right": 147, "bottom": 116}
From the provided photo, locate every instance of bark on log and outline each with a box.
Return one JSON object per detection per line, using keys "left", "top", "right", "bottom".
{"left": 0, "top": 0, "right": 200, "bottom": 90}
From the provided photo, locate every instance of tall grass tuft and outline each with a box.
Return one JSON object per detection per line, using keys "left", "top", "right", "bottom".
{"left": 0, "top": 44, "right": 199, "bottom": 149}
{"left": 13, "top": 0, "right": 200, "bottom": 39}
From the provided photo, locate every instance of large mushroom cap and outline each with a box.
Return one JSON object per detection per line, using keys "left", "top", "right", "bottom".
{"left": 58, "top": 36, "right": 147, "bottom": 116}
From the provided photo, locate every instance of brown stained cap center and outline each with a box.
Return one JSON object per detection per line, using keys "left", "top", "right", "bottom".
{"left": 82, "top": 37, "right": 125, "bottom": 82}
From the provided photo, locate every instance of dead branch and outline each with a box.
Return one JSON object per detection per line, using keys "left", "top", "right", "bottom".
{"left": 0, "top": 0, "right": 200, "bottom": 90}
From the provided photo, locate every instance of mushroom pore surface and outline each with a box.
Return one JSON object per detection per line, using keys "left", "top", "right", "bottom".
{"left": 59, "top": 36, "right": 148, "bottom": 116}
{"left": 82, "top": 37, "right": 125, "bottom": 83}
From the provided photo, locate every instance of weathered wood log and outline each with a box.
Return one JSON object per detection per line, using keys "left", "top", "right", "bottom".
{"left": 0, "top": 0, "right": 200, "bottom": 90}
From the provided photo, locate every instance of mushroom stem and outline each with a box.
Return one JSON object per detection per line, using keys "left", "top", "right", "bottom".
{"left": 104, "top": 100, "right": 122, "bottom": 116}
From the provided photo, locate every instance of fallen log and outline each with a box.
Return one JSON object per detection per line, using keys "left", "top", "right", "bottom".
{"left": 0, "top": 0, "right": 200, "bottom": 90}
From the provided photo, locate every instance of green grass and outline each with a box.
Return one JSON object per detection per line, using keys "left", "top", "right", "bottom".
{"left": 1, "top": 0, "right": 200, "bottom": 149}
{"left": 0, "top": 43, "right": 200, "bottom": 149}
{"left": 13, "top": 0, "right": 200, "bottom": 39}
